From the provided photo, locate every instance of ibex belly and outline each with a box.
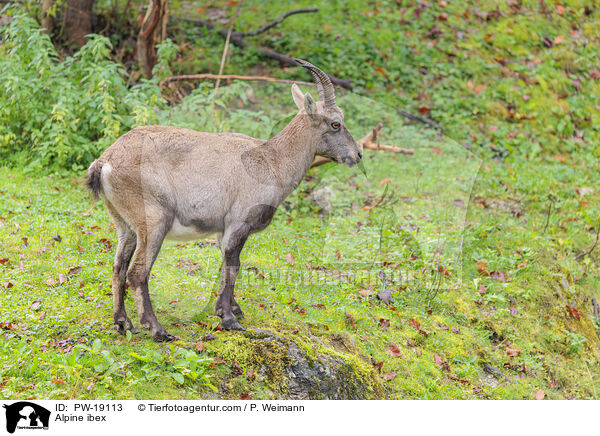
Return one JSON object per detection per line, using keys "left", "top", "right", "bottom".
{"left": 165, "top": 218, "right": 212, "bottom": 242}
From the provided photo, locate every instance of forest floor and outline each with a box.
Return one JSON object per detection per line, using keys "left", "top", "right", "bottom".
{"left": 1, "top": 0, "right": 599, "bottom": 399}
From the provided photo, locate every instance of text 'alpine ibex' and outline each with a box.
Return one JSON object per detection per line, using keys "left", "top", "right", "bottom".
{"left": 86, "top": 59, "right": 362, "bottom": 341}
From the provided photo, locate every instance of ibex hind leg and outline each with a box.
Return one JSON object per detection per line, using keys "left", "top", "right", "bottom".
{"left": 127, "top": 215, "right": 176, "bottom": 342}
{"left": 106, "top": 202, "right": 138, "bottom": 335}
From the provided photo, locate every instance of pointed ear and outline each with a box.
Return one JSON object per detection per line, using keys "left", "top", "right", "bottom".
{"left": 304, "top": 92, "right": 317, "bottom": 115}
{"left": 291, "top": 83, "right": 304, "bottom": 110}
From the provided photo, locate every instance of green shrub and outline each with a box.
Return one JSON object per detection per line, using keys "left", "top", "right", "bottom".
{"left": 0, "top": 7, "right": 286, "bottom": 172}
{"left": 0, "top": 7, "right": 164, "bottom": 170}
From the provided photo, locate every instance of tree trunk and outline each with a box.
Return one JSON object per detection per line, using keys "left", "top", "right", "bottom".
{"left": 137, "top": 0, "right": 169, "bottom": 78}
{"left": 63, "top": 0, "right": 94, "bottom": 48}
{"left": 40, "top": 0, "right": 55, "bottom": 34}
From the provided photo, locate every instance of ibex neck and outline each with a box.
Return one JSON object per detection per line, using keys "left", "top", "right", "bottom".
{"left": 266, "top": 114, "right": 318, "bottom": 199}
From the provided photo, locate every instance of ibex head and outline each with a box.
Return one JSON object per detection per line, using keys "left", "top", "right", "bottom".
{"left": 292, "top": 59, "right": 362, "bottom": 167}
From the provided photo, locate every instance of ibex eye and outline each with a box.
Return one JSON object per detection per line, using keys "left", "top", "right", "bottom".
{"left": 331, "top": 122, "right": 340, "bottom": 130}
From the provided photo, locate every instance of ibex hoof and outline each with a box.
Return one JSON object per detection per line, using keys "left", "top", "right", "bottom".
{"left": 114, "top": 319, "right": 139, "bottom": 335}
{"left": 221, "top": 317, "right": 245, "bottom": 331}
{"left": 152, "top": 330, "right": 177, "bottom": 342}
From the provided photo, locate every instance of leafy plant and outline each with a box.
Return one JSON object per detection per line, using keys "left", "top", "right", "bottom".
{"left": 129, "top": 346, "right": 216, "bottom": 391}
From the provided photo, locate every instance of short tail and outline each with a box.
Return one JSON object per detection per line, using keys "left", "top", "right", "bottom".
{"left": 85, "top": 160, "right": 104, "bottom": 199}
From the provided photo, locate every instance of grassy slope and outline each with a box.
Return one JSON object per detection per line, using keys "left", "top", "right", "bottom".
{"left": 1, "top": 113, "right": 598, "bottom": 399}
{"left": 1, "top": 0, "right": 600, "bottom": 399}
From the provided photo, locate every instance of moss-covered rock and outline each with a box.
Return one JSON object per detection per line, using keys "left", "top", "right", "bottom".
{"left": 206, "top": 328, "right": 386, "bottom": 399}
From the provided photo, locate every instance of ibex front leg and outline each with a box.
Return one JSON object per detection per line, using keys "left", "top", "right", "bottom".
{"left": 216, "top": 224, "right": 249, "bottom": 331}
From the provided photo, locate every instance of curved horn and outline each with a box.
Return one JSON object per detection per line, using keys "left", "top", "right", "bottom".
{"left": 295, "top": 58, "right": 336, "bottom": 108}
{"left": 306, "top": 69, "right": 325, "bottom": 102}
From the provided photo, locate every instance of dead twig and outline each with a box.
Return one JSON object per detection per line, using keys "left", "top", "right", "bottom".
{"left": 575, "top": 217, "right": 600, "bottom": 261}
{"left": 364, "top": 143, "right": 415, "bottom": 154}
{"left": 160, "top": 73, "right": 315, "bottom": 89}
{"left": 181, "top": 15, "right": 352, "bottom": 89}
{"left": 483, "top": 363, "right": 511, "bottom": 383}
{"left": 397, "top": 109, "right": 443, "bottom": 130}
{"left": 542, "top": 194, "right": 556, "bottom": 234}
{"left": 239, "top": 8, "right": 318, "bottom": 37}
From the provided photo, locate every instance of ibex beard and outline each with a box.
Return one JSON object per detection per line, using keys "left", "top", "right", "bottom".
{"left": 85, "top": 60, "right": 362, "bottom": 341}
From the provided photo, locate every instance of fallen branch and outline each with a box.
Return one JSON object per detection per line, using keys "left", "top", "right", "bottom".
{"left": 364, "top": 143, "right": 415, "bottom": 154}
{"left": 181, "top": 16, "right": 353, "bottom": 90}
{"left": 575, "top": 217, "right": 600, "bottom": 261}
{"left": 160, "top": 73, "right": 315, "bottom": 89}
{"left": 310, "top": 122, "right": 414, "bottom": 168}
{"left": 397, "top": 109, "right": 443, "bottom": 130}
{"left": 239, "top": 8, "right": 318, "bottom": 37}
{"left": 483, "top": 363, "right": 511, "bottom": 383}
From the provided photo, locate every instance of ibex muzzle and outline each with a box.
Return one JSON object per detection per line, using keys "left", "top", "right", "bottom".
{"left": 86, "top": 60, "right": 360, "bottom": 340}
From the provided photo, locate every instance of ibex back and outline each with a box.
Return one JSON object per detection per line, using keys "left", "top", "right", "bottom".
{"left": 86, "top": 60, "right": 362, "bottom": 341}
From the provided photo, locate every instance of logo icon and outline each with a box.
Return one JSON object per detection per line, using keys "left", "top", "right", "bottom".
{"left": 2, "top": 402, "right": 50, "bottom": 434}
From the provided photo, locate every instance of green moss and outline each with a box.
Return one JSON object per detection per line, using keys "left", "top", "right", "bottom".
{"left": 203, "top": 328, "right": 385, "bottom": 399}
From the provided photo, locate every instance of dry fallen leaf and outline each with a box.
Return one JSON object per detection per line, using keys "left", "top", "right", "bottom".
{"left": 378, "top": 318, "right": 391, "bottom": 330}
{"left": 386, "top": 342, "right": 403, "bottom": 358}
{"left": 380, "top": 371, "right": 397, "bottom": 381}
{"left": 490, "top": 270, "right": 509, "bottom": 282}
{"left": 67, "top": 266, "right": 82, "bottom": 277}
{"left": 231, "top": 360, "right": 243, "bottom": 376}
{"left": 358, "top": 288, "right": 373, "bottom": 298}
{"left": 449, "top": 374, "right": 470, "bottom": 385}
{"left": 506, "top": 347, "right": 521, "bottom": 357}
{"left": 285, "top": 253, "right": 295, "bottom": 265}
{"left": 566, "top": 305, "right": 581, "bottom": 321}
{"left": 535, "top": 389, "right": 545, "bottom": 400}
{"left": 345, "top": 312, "right": 356, "bottom": 329}
{"left": 434, "top": 353, "right": 450, "bottom": 372}
{"left": 476, "top": 261, "right": 489, "bottom": 276}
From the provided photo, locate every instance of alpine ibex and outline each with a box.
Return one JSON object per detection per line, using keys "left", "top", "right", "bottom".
{"left": 86, "top": 60, "right": 361, "bottom": 341}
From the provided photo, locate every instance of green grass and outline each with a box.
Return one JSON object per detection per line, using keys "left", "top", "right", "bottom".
{"left": 1, "top": 89, "right": 599, "bottom": 399}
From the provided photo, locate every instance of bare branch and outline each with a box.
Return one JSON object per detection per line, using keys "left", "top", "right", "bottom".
{"left": 364, "top": 143, "right": 415, "bottom": 154}
{"left": 160, "top": 73, "right": 316, "bottom": 88}
{"left": 181, "top": 16, "right": 353, "bottom": 90}
{"left": 239, "top": 8, "right": 319, "bottom": 37}
{"left": 397, "top": 109, "right": 443, "bottom": 130}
